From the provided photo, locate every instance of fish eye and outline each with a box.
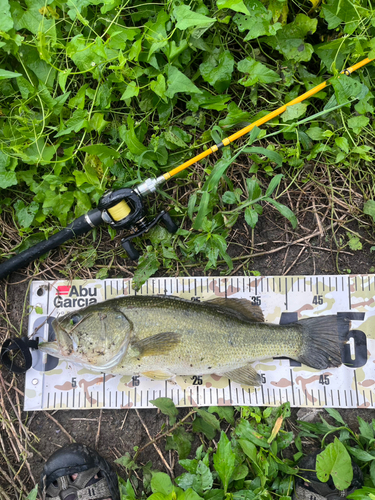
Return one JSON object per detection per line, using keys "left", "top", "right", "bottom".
{"left": 70, "top": 314, "right": 81, "bottom": 326}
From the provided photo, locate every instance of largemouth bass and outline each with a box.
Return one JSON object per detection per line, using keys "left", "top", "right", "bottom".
{"left": 40, "top": 295, "right": 344, "bottom": 386}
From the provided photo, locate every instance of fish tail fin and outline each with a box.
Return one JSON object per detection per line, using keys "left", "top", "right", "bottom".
{"left": 296, "top": 315, "right": 347, "bottom": 369}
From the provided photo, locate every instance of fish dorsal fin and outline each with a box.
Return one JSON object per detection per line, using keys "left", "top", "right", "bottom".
{"left": 207, "top": 298, "right": 264, "bottom": 322}
{"left": 131, "top": 332, "right": 181, "bottom": 357}
{"left": 221, "top": 365, "right": 261, "bottom": 386}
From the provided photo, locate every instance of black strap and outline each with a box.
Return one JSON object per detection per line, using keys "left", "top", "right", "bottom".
{"left": 1, "top": 337, "right": 39, "bottom": 374}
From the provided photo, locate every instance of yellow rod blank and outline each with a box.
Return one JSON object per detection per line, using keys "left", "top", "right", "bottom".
{"left": 164, "top": 57, "right": 374, "bottom": 181}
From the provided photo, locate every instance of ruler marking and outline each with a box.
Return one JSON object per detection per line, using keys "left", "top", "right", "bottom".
{"left": 344, "top": 391, "right": 347, "bottom": 407}
{"left": 362, "top": 276, "right": 364, "bottom": 291}
{"left": 103, "top": 374, "right": 106, "bottom": 407}
{"left": 290, "top": 370, "right": 295, "bottom": 405}
{"left": 285, "top": 277, "right": 288, "bottom": 310}
{"left": 248, "top": 389, "right": 251, "bottom": 405}
{"left": 177, "top": 389, "right": 179, "bottom": 405}
{"left": 273, "top": 389, "right": 276, "bottom": 405}
{"left": 222, "top": 388, "right": 225, "bottom": 404}
{"left": 47, "top": 393, "right": 50, "bottom": 409}
{"left": 285, "top": 389, "right": 289, "bottom": 403}
{"left": 311, "top": 389, "right": 314, "bottom": 406}
{"left": 122, "top": 391, "right": 124, "bottom": 407}
{"left": 60, "top": 393, "right": 63, "bottom": 409}
{"left": 210, "top": 388, "right": 212, "bottom": 405}
{"left": 330, "top": 390, "right": 334, "bottom": 406}
{"left": 348, "top": 276, "right": 352, "bottom": 310}
{"left": 350, "top": 390, "right": 353, "bottom": 407}
{"left": 225, "top": 278, "right": 227, "bottom": 299}
{"left": 291, "top": 277, "right": 294, "bottom": 292}
{"left": 304, "top": 277, "right": 306, "bottom": 292}
{"left": 194, "top": 279, "right": 197, "bottom": 297}
{"left": 176, "top": 279, "right": 179, "bottom": 293}
{"left": 255, "top": 278, "right": 257, "bottom": 296}
{"left": 261, "top": 278, "right": 263, "bottom": 293}
{"left": 324, "top": 387, "right": 327, "bottom": 406}
{"left": 267, "top": 388, "right": 270, "bottom": 405}
{"left": 354, "top": 371, "right": 359, "bottom": 407}
{"left": 97, "top": 391, "right": 99, "bottom": 408}
{"left": 78, "top": 391, "right": 81, "bottom": 408}
{"left": 355, "top": 276, "right": 357, "bottom": 292}
{"left": 316, "top": 277, "right": 319, "bottom": 294}
{"left": 298, "top": 389, "right": 301, "bottom": 406}
{"left": 317, "top": 389, "right": 321, "bottom": 406}
{"left": 255, "top": 388, "right": 258, "bottom": 404}
{"left": 323, "top": 277, "right": 325, "bottom": 292}
{"left": 371, "top": 390, "right": 374, "bottom": 407}
{"left": 363, "top": 390, "right": 366, "bottom": 407}
{"left": 115, "top": 392, "right": 117, "bottom": 408}
{"left": 104, "top": 284, "right": 107, "bottom": 300}
{"left": 158, "top": 280, "right": 161, "bottom": 294}
{"left": 329, "top": 277, "right": 331, "bottom": 291}
{"left": 133, "top": 388, "right": 136, "bottom": 407}
{"left": 310, "top": 278, "right": 312, "bottom": 292}
{"left": 337, "top": 390, "right": 341, "bottom": 407}
{"left": 109, "top": 391, "right": 111, "bottom": 408}
{"left": 279, "top": 389, "right": 282, "bottom": 404}
{"left": 197, "top": 386, "right": 199, "bottom": 405}
{"left": 297, "top": 278, "right": 300, "bottom": 292}
{"left": 203, "top": 388, "right": 206, "bottom": 405}
{"left": 73, "top": 388, "right": 75, "bottom": 408}
{"left": 53, "top": 392, "right": 56, "bottom": 408}
{"left": 260, "top": 385, "right": 264, "bottom": 405}
{"left": 184, "top": 389, "right": 186, "bottom": 405}
{"left": 228, "top": 380, "right": 232, "bottom": 404}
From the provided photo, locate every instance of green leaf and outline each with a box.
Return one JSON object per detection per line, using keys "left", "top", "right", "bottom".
{"left": 208, "top": 407, "right": 235, "bottom": 426}
{"left": 325, "top": 408, "right": 346, "bottom": 426}
{"left": 222, "top": 191, "right": 237, "bottom": 204}
{"left": 26, "top": 485, "right": 38, "bottom": 500}
{"left": 197, "top": 409, "right": 221, "bottom": 431}
{"left": 165, "top": 427, "right": 193, "bottom": 460}
{"left": 264, "top": 14, "right": 317, "bottom": 62}
{"left": 132, "top": 250, "right": 160, "bottom": 290}
{"left": 0, "top": 0, "right": 13, "bottom": 32}
{"left": 237, "top": 57, "right": 280, "bottom": 86}
{"left": 150, "top": 397, "right": 178, "bottom": 425}
{"left": 174, "top": 4, "right": 215, "bottom": 30}
{"left": 347, "top": 447, "right": 375, "bottom": 462}
{"left": 188, "top": 91, "right": 231, "bottom": 113}
{"left": 347, "top": 487, "right": 375, "bottom": 500}
{"left": 0, "top": 171, "right": 17, "bottom": 189}
{"left": 347, "top": 233, "right": 362, "bottom": 251}
{"left": 0, "top": 68, "right": 22, "bottom": 80}
{"left": 216, "top": 0, "right": 249, "bottom": 14}
{"left": 193, "top": 416, "right": 218, "bottom": 440}
{"left": 331, "top": 75, "right": 363, "bottom": 105}
{"left": 120, "top": 117, "right": 148, "bottom": 155}
{"left": 335, "top": 137, "right": 349, "bottom": 153}
{"left": 265, "top": 173, "right": 283, "bottom": 197}
{"left": 150, "top": 74, "right": 167, "bottom": 101}
{"left": 121, "top": 81, "right": 139, "bottom": 101}
{"left": 14, "top": 200, "right": 39, "bottom": 228}
{"left": 55, "top": 109, "right": 89, "bottom": 137}
{"left": 281, "top": 102, "right": 308, "bottom": 122}
{"left": 213, "top": 432, "right": 236, "bottom": 494}
{"left": 267, "top": 199, "right": 297, "bottom": 229}
{"left": 219, "top": 102, "right": 250, "bottom": 129}
{"left": 165, "top": 65, "right": 202, "bottom": 99}
{"left": 200, "top": 50, "right": 234, "bottom": 93}
{"left": 151, "top": 472, "right": 173, "bottom": 495}
{"left": 358, "top": 417, "right": 374, "bottom": 441}
{"left": 347, "top": 115, "right": 370, "bottom": 134}
{"left": 364, "top": 200, "right": 375, "bottom": 222}
{"left": 316, "top": 438, "right": 353, "bottom": 490}
{"left": 244, "top": 207, "right": 258, "bottom": 228}
{"left": 193, "top": 191, "right": 210, "bottom": 230}
{"left": 243, "top": 147, "right": 283, "bottom": 168}
{"left": 235, "top": 419, "right": 270, "bottom": 448}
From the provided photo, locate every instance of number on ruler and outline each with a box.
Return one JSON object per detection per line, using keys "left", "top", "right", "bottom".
{"left": 71, "top": 377, "right": 77, "bottom": 388}
{"left": 192, "top": 375, "right": 203, "bottom": 385}
{"left": 251, "top": 296, "right": 261, "bottom": 306}
{"left": 338, "top": 312, "right": 367, "bottom": 368}
{"left": 319, "top": 375, "right": 330, "bottom": 385}
{"left": 261, "top": 374, "right": 266, "bottom": 384}
{"left": 132, "top": 376, "right": 140, "bottom": 387}
{"left": 312, "top": 295, "right": 323, "bottom": 305}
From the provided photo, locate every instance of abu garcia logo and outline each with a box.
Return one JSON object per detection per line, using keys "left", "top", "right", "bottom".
{"left": 54, "top": 285, "right": 98, "bottom": 308}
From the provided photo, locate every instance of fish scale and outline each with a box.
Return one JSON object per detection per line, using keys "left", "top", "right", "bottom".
{"left": 24, "top": 274, "right": 374, "bottom": 410}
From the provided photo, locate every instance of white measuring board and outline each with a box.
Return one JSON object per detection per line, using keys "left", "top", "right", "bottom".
{"left": 24, "top": 275, "right": 375, "bottom": 411}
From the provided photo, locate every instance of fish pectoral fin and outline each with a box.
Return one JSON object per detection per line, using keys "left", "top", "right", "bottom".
{"left": 142, "top": 370, "right": 174, "bottom": 380}
{"left": 207, "top": 298, "right": 264, "bottom": 322}
{"left": 130, "top": 332, "right": 181, "bottom": 357}
{"left": 221, "top": 365, "right": 261, "bottom": 386}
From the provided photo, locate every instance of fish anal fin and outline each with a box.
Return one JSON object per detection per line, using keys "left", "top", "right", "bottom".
{"left": 142, "top": 370, "right": 174, "bottom": 380}
{"left": 222, "top": 365, "right": 261, "bottom": 386}
{"left": 131, "top": 332, "right": 181, "bottom": 357}
{"left": 207, "top": 298, "right": 264, "bottom": 322}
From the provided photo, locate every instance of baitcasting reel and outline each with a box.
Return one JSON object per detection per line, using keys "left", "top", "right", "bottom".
{"left": 0, "top": 175, "right": 177, "bottom": 279}
{"left": 98, "top": 183, "right": 178, "bottom": 261}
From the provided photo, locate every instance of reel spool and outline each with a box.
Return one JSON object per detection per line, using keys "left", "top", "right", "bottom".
{"left": 98, "top": 188, "right": 178, "bottom": 260}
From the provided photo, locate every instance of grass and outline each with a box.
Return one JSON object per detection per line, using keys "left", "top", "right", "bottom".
{"left": 0, "top": 0, "right": 374, "bottom": 285}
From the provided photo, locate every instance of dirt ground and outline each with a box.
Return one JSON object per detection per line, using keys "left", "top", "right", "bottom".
{"left": 1, "top": 184, "right": 375, "bottom": 497}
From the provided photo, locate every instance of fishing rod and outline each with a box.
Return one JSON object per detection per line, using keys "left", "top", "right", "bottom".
{"left": 0, "top": 57, "right": 373, "bottom": 280}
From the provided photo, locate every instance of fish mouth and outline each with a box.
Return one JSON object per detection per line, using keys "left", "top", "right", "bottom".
{"left": 38, "top": 340, "right": 59, "bottom": 355}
